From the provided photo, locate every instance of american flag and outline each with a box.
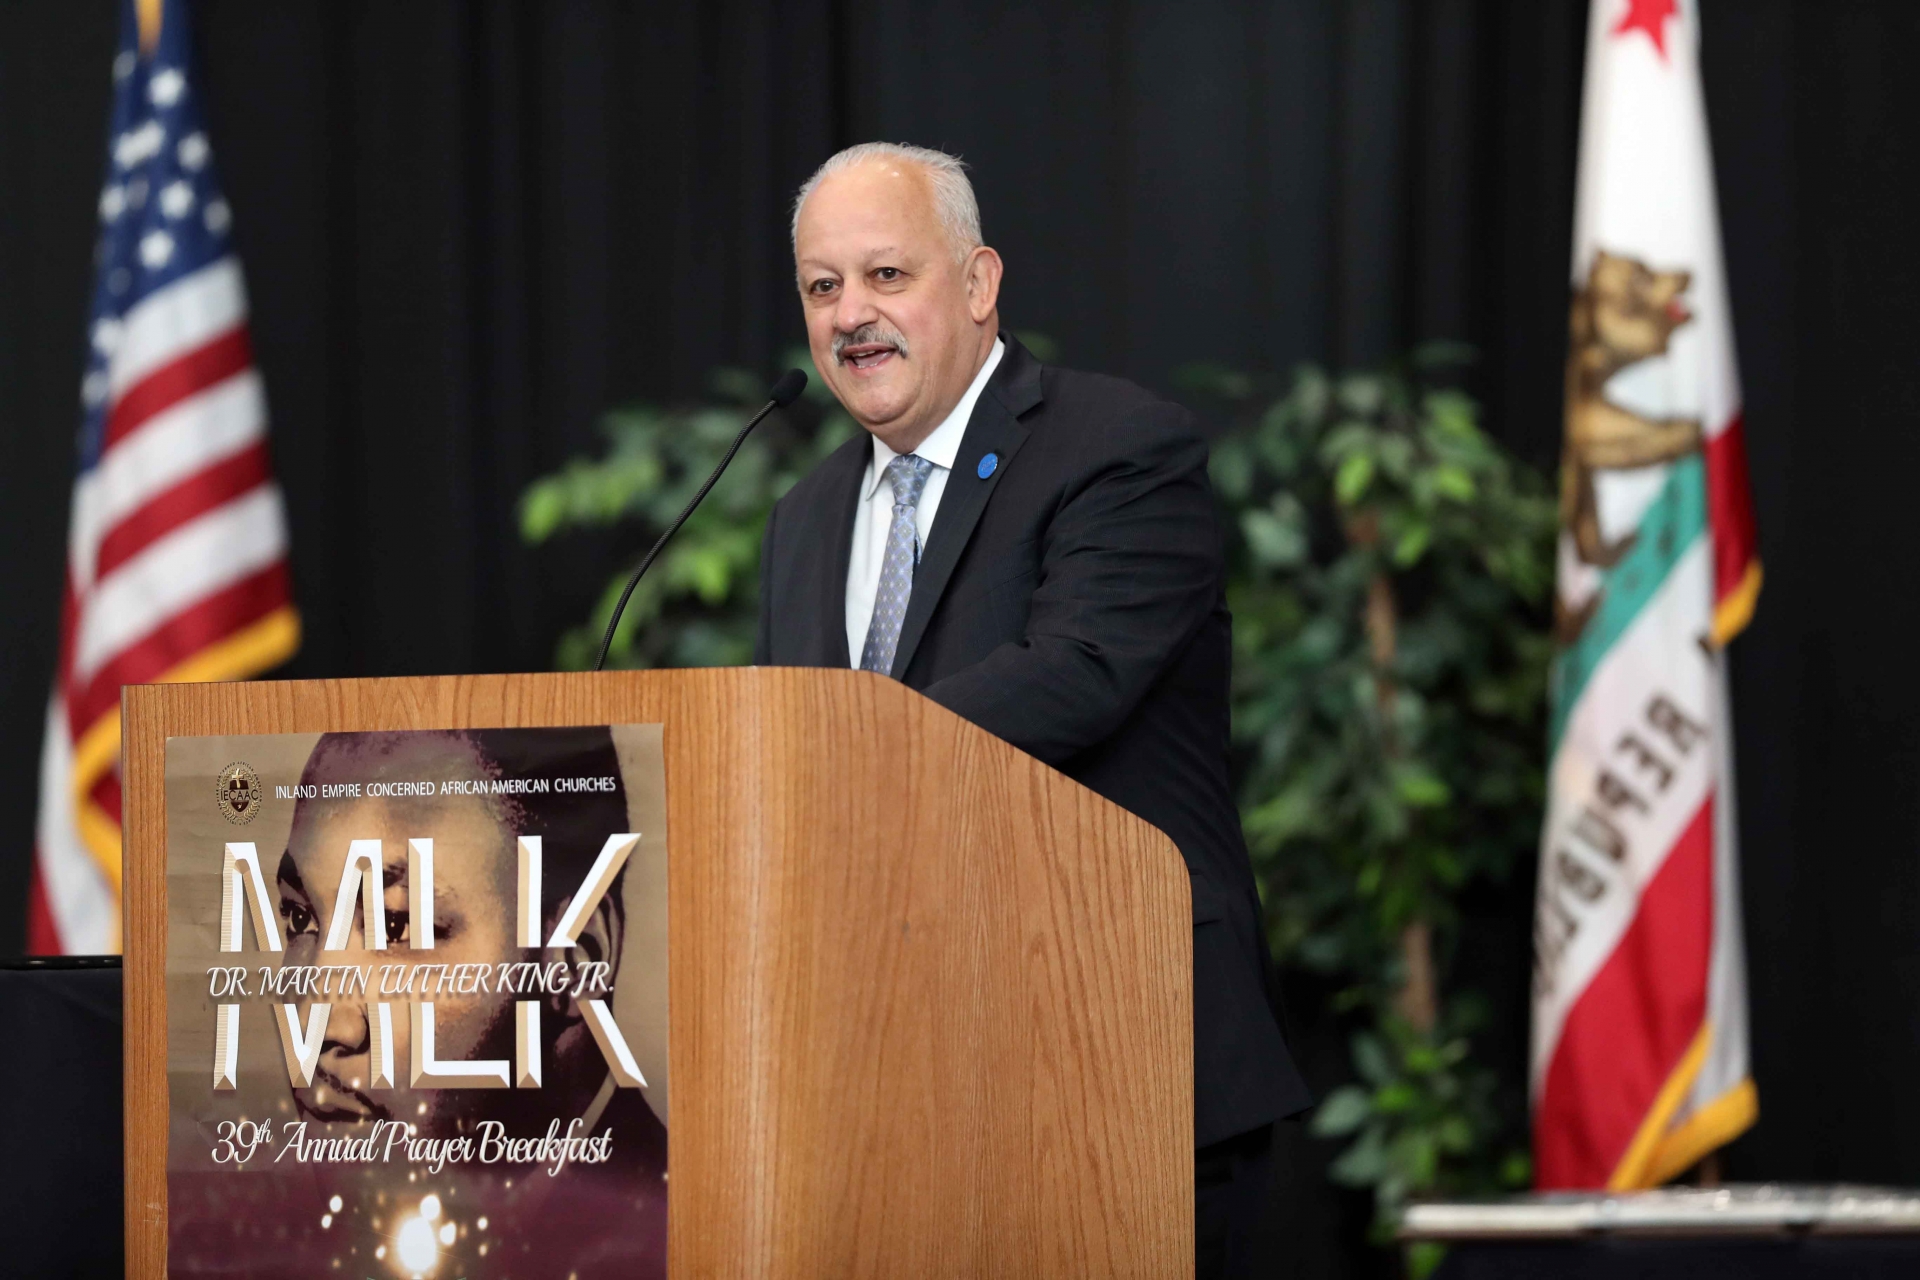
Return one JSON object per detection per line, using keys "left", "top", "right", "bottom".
{"left": 28, "top": 0, "right": 298, "bottom": 954}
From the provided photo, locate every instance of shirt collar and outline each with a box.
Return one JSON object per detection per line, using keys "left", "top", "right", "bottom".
{"left": 863, "top": 337, "right": 1006, "bottom": 499}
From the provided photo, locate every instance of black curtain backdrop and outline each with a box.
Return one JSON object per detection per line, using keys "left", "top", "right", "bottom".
{"left": 3, "top": 2, "right": 1918, "bottom": 1272}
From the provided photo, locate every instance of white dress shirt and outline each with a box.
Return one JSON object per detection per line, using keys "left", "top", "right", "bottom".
{"left": 845, "top": 337, "right": 1006, "bottom": 665}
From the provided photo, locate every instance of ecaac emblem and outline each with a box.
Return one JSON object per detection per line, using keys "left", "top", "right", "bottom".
{"left": 217, "top": 761, "right": 263, "bottom": 826}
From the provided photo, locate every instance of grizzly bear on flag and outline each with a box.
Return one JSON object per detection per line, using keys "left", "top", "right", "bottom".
{"left": 1557, "top": 249, "right": 1704, "bottom": 639}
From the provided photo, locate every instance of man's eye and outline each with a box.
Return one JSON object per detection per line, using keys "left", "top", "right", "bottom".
{"left": 874, "top": 267, "right": 900, "bottom": 281}
{"left": 810, "top": 279, "right": 837, "bottom": 295}
{"left": 279, "top": 900, "right": 317, "bottom": 937}
{"left": 385, "top": 910, "right": 411, "bottom": 946}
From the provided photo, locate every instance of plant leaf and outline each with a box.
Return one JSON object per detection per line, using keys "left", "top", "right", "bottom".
{"left": 1242, "top": 506, "right": 1309, "bottom": 568}
{"left": 1310, "top": 1085, "right": 1374, "bottom": 1136}
{"left": 1352, "top": 1032, "right": 1395, "bottom": 1087}
{"left": 1392, "top": 523, "right": 1433, "bottom": 566}
{"left": 1336, "top": 453, "right": 1376, "bottom": 505}
{"left": 1329, "top": 1125, "right": 1389, "bottom": 1185}
{"left": 1432, "top": 464, "right": 1477, "bottom": 502}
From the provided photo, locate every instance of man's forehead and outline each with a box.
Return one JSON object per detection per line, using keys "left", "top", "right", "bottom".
{"left": 306, "top": 732, "right": 473, "bottom": 777}
{"left": 797, "top": 164, "right": 940, "bottom": 245}
{"left": 286, "top": 796, "right": 503, "bottom": 862}
{"left": 812, "top": 157, "right": 932, "bottom": 206}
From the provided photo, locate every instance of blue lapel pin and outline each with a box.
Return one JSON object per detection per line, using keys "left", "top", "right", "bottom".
{"left": 977, "top": 452, "right": 999, "bottom": 480}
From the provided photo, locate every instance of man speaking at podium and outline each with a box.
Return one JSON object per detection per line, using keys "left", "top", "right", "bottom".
{"left": 755, "top": 143, "right": 1312, "bottom": 1276}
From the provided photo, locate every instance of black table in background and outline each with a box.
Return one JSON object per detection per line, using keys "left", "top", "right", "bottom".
{"left": 1414, "top": 1185, "right": 1920, "bottom": 1280}
{"left": 1435, "top": 1236, "right": 1920, "bottom": 1279}
{"left": 0, "top": 957, "right": 123, "bottom": 1280}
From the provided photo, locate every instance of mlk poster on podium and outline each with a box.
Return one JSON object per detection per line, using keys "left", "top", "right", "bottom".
{"left": 162, "top": 725, "right": 669, "bottom": 1280}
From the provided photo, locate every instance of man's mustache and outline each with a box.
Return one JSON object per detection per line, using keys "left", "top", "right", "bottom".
{"left": 286, "top": 1002, "right": 394, "bottom": 1124}
{"left": 296, "top": 1063, "right": 391, "bottom": 1124}
{"left": 832, "top": 323, "right": 910, "bottom": 364}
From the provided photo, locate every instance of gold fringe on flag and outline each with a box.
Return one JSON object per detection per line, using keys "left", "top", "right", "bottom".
{"left": 136, "top": 0, "right": 163, "bottom": 53}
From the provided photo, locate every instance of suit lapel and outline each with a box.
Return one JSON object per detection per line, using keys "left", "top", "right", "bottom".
{"left": 889, "top": 335, "right": 1045, "bottom": 678}
{"left": 811, "top": 433, "right": 868, "bottom": 667}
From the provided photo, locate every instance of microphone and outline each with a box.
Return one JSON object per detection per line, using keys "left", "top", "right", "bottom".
{"left": 592, "top": 368, "right": 809, "bottom": 672}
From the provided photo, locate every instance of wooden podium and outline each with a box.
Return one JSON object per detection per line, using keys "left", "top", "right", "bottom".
{"left": 123, "top": 668, "right": 1193, "bottom": 1276}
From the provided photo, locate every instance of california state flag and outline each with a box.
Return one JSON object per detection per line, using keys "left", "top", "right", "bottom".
{"left": 1531, "top": 0, "right": 1761, "bottom": 1190}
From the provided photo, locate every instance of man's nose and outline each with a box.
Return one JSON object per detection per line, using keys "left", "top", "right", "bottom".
{"left": 320, "top": 998, "right": 369, "bottom": 1056}
{"left": 833, "top": 279, "right": 880, "bottom": 334}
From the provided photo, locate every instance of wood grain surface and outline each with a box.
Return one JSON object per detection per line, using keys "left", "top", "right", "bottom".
{"left": 123, "top": 668, "right": 1193, "bottom": 1277}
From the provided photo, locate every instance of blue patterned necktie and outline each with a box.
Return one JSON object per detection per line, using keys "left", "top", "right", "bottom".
{"left": 860, "top": 453, "right": 937, "bottom": 676}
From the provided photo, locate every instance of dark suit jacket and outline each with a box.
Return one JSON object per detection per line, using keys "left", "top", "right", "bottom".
{"left": 754, "top": 333, "right": 1313, "bottom": 1145}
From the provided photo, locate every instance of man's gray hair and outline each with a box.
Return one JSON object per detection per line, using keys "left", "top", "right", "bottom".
{"left": 791, "top": 142, "right": 982, "bottom": 261}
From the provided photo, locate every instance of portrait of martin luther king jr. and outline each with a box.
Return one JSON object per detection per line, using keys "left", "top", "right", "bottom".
{"left": 270, "top": 726, "right": 666, "bottom": 1178}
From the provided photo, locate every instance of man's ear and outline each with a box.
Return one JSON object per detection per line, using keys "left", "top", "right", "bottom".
{"left": 546, "top": 891, "right": 624, "bottom": 1023}
{"left": 964, "top": 245, "right": 1003, "bottom": 323}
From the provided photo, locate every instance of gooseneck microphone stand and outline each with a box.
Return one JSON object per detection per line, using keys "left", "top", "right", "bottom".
{"left": 592, "top": 368, "right": 808, "bottom": 672}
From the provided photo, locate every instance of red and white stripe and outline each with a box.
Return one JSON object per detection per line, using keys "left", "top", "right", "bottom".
{"left": 29, "top": 257, "right": 297, "bottom": 954}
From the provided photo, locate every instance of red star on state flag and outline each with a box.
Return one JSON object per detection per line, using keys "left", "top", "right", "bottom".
{"left": 1611, "top": 0, "right": 1678, "bottom": 60}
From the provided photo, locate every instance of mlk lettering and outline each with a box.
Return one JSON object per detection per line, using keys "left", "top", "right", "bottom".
{"left": 215, "top": 833, "right": 643, "bottom": 1092}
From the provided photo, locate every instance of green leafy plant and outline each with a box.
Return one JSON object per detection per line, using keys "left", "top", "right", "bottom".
{"left": 1187, "top": 347, "right": 1554, "bottom": 1271}
{"left": 519, "top": 354, "right": 855, "bottom": 670}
